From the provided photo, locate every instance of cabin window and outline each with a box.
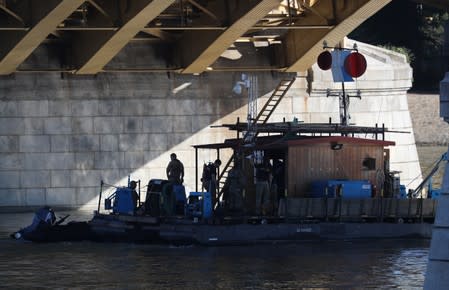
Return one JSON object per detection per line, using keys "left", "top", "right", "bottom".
{"left": 363, "top": 157, "right": 376, "bottom": 170}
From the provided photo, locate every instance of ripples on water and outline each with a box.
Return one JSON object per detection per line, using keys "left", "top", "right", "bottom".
{"left": 0, "top": 211, "right": 429, "bottom": 289}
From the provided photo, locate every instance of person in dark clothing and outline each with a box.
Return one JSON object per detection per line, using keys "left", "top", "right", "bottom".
{"left": 164, "top": 153, "right": 184, "bottom": 215}
{"left": 201, "top": 159, "right": 221, "bottom": 207}
{"left": 255, "top": 158, "right": 272, "bottom": 215}
{"left": 201, "top": 159, "right": 221, "bottom": 192}
{"left": 166, "top": 153, "right": 184, "bottom": 185}
{"left": 129, "top": 180, "right": 139, "bottom": 209}
{"left": 222, "top": 159, "right": 245, "bottom": 214}
{"left": 271, "top": 159, "right": 285, "bottom": 214}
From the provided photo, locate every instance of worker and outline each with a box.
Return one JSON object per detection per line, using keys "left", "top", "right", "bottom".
{"left": 222, "top": 158, "right": 245, "bottom": 214}
{"left": 166, "top": 153, "right": 184, "bottom": 185}
{"left": 201, "top": 159, "right": 221, "bottom": 206}
{"left": 271, "top": 159, "right": 285, "bottom": 215}
{"left": 255, "top": 158, "right": 272, "bottom": 216}
{"left": 129, "top": 180, "right": 139, "bottom": 210}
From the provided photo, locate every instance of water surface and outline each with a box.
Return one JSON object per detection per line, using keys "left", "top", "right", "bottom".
{"left": 0, "top": 211, "right": 429, "bottom": 289}
{"left": 1, "top": 144, "right": 442, "bottom": 289}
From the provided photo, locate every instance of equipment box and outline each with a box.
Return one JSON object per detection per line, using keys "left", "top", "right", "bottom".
{"left": 310, "top": 179, "right": 372, "bottom": 198}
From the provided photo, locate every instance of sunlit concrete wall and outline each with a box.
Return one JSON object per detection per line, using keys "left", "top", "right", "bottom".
{"left": 0, "top": 39, "right": 421, "bottom": 210}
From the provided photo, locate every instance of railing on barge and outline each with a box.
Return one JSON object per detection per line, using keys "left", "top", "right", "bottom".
{"left": 279, "top": 197, "right": 436, "bottom": 223}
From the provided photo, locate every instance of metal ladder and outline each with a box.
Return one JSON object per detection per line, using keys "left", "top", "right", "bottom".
{"left": 255, "top": 78, "right": 295, "bottom": 126}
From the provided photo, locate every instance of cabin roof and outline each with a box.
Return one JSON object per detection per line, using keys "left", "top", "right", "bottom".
{"left": 193, "top": 121, "right": 404, "bottom": 149}
{"left": 193, "top": 135, "right": 395, "bottom": 150}
{"left": 286, "top": 136, "right": 395, "bottom": 147}
{"left": 218, "top": 121, "right": 408, "bottom": 135}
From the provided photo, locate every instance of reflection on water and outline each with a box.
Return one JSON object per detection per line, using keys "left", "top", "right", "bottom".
{"left": 0, "top": 211, "right": 429, "bottom": 289}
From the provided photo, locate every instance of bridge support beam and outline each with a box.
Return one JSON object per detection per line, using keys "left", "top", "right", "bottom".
{"left": 180, "top": 0, "right": 282, "bottom": 74}
{"left": 284, "top": 0, "right": 391, "bottom": 72}
{"left": 0, "top": 0, "right": 85, "bottom": 75}
{"left": 75, "top": 0, "right": 175, "bottom": 75}
{"left": 425, "top": 73, "right": 449, "bottom": 289}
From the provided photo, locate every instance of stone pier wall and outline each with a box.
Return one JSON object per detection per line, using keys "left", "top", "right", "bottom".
{"left": 408, "top": 93, "right": 449, "bottom": 145}
{"left": 0, "top": 72, "right": 291, "bottom": 209}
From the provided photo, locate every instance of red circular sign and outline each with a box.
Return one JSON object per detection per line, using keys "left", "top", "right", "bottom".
{"left": 317, "top": 51, "right": 332, "bottom": 70}
{"left": 344, "top": 52, "right": 367, "bottom": 78}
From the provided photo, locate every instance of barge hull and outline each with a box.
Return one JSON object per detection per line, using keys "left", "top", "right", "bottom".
{"left": 89, "top": 214, "right": 433, "bottom": 245}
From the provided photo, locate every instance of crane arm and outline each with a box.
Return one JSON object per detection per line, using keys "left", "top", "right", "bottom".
{"left": 410, "top": 152, "right": 448, "bottom": 198}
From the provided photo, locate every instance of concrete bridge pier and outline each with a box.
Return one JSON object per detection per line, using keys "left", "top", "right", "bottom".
{"left": 424, "top": 161, "right": 449, "bottom": 289}
{"left": 425, "top": 73, "right": 449, "bottom": 289}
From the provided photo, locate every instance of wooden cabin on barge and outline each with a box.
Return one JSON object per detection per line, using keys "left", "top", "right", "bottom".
{"left": 193, "top": 121, "right": 436, "bottom": 223}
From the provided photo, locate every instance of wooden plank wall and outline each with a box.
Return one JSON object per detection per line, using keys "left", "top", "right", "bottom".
{"left": 287, "top": 143, "right": 385, "bottom": 197}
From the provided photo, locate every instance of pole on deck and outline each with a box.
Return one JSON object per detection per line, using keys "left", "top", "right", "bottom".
{"left": 195, "top": 147, "right": 198, "bottom": 192}
{"left": 97, "top": 180, "right": 104, "bottom": 214}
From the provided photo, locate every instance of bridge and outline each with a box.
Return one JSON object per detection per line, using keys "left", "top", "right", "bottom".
{"left": 1, "top": 1, "right": 449, "bottom": 288}
{"left": 0, "top": 0, "right": 409, "bottom": 75}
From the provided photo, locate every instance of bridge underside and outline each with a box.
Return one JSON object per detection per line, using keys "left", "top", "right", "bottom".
{"left": 0, "top": 0, "right": 396, "bottom": 75}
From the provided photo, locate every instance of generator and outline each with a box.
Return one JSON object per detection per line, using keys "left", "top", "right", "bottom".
{"left": 172, "top": 184, "right": 187, "bottom": 215}
{"left": 144, "top": 179, "right": 169, "bottom": 217}
{"left": 185, "top": 191, "right": 212, "bottom": 219}
{"left": 105, "top": 187, "right": 135, "bottom": 215}
{"left": 144, "top": 179, "right": 187, "bottom": 216}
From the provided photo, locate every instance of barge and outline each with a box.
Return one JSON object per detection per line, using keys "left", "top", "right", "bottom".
{"left": 12, "top": 120, "right": 438, "bottom": 245}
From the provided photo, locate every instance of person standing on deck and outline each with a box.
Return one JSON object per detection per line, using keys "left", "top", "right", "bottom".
{"left": 166, "top": 153, "right": 184, "bottom": 185}
{"left": 129, "top": 180, "right": 139, "bottom": 210}
{"left": 163, "top": 153, "right": 184, "bottom": 216}
{"left": 271, "top": 159, "right": 285, "bottom": 215}
{"left": 201, "top": 159, "right": 221, "bottom": 206}
{"left": 222, "top": 158, "right": 245, "bottom": 214}
{"left": 255, "top": 158, "right": 272, "bottom": 216}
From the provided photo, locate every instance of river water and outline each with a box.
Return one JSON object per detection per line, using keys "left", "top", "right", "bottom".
{"left": 0, "top": 210, "right": 431, "bottom": 289}
{"left": 0, "top": 145, "right": 445, "bottom": 289}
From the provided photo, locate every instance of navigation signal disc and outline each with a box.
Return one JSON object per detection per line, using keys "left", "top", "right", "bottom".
{"left": 317, "top": 51, "right": 332, "bottom": 70}
{"left": 344, "top": 52, "right": 367, "bottom": 78}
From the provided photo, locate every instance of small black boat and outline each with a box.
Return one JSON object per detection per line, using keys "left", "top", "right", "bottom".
{"left": 11, "top": 206, "right": 91, "bottom": 243}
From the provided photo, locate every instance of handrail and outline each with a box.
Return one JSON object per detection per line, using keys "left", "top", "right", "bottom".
{"left": 214, "top": 153, "right": 235, "bottom": 208}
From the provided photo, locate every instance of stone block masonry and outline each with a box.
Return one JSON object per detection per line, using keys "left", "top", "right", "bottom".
{"left": 0, "top": 72, "right": 287, "bottom": 209}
